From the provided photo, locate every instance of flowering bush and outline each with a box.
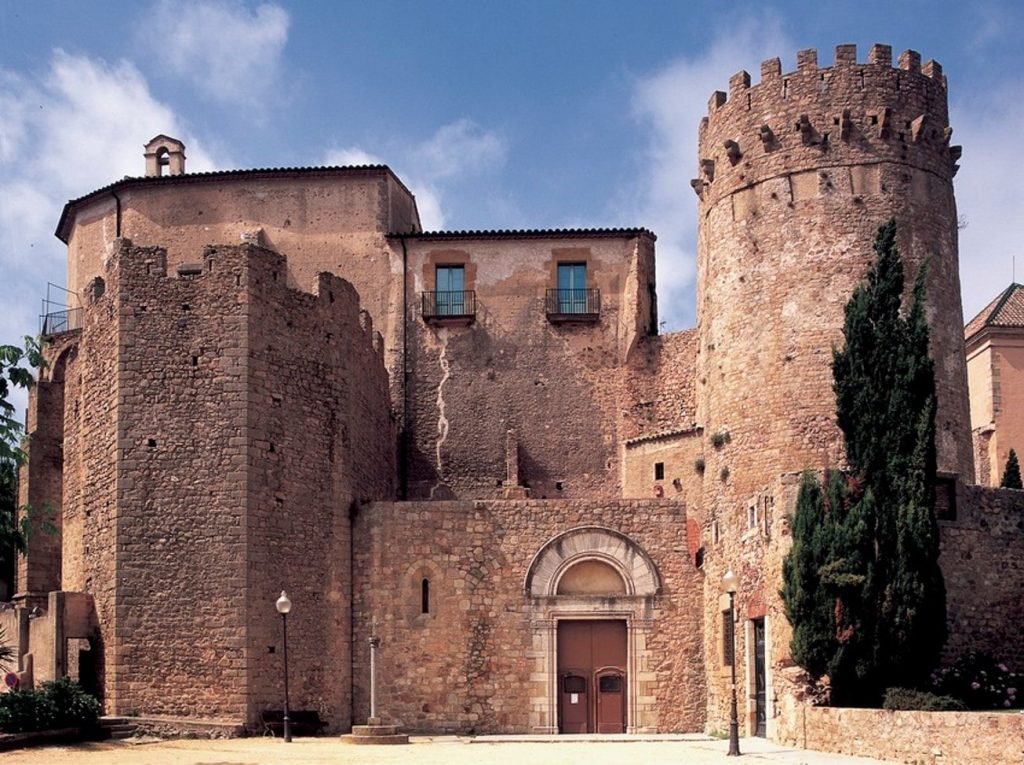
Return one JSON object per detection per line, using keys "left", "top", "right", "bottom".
{"left": 932, "top": 651, "right": 1022, "bottom": 710}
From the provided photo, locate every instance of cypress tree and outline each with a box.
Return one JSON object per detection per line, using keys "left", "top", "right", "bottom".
{"left": 1001, "top": 449, "right": 1022, "bottom": 489}
{"left": 781, "top": 471, "right": 834, "bottom": 679}
{"left": 782, "top": 470, "right": 868, "bottom": 703}
{"left": 783, "top": 219, "right": 946, "bottom": 705}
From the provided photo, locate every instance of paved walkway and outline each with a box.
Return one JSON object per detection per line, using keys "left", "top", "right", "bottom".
{"left": 2, "top": 734, "right": 900, "bottom": 764}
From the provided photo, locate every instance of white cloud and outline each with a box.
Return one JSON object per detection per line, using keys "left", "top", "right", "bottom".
{"left": 324, "top": 147, "right": 384, "bottom": 167}
{"left": 147, "top": 0, "right": 289, "bottom": 109}
{"left": 323, "top": 119, "right": 506, "bottom": 233}
{"left": 416, "top": 118, "right": 506, "bottom": 180}
{"left": 33, "top": 52, "right": 217, "bottom": 192}
{"left": 631, "top": 21, "right": 791, "bottom": 331}
{"left": 407, "top": 184, "right": 446, "bottom": 231}
{"left": 952, "top": 81, "right": 1024, "bottom": 322}
{"left": 0, "top": 50, "right": 218, "bottom": 415}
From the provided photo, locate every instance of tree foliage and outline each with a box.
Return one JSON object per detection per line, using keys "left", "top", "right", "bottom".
{"left": 1000, "top": 448, "right": 1022, "bottom": 489}
{"left": 782, "top": 470, "right": 867, "bottom": 688}
{"left": 782, "top": 220, "right": 947, "bottom": 705}
{"left": 0, "top": 338, "right": 45, "bottom": 575}
{"left": 1, "top": 338, "right": 44, "bottom": 466}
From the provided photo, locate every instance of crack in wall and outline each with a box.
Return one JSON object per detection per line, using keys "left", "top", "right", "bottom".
{"left": 430, "top": 330, "right": 451, "bottom": 498}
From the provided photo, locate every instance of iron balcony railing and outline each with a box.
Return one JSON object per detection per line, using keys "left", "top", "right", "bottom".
{"left": 545, "top": 288, "right": 600, "bottom": 319}
{"left": 422, "top": 290, "right": 477, "bottom": 320}
{"left": 40, "top": 307, "right": 83, "bottom": 336}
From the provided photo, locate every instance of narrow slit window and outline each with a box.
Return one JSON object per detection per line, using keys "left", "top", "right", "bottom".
{"left": 421, "top": 578, "right": 430, "bottom": 614}
{"left": 654, "top": 462, "right": 665, "bottom": 480}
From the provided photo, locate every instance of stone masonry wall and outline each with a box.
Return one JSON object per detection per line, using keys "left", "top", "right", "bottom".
{"left": 352, "top": 498, "right": 705, "bottom": 734}
{"left": 402, "top": 233, "right": 656, "bottom": 500}
{"left": 100, "top": 241, "right": 252, "bottom": 718}
{"left": 63, "top": 239, "right": 394, "bottom": 723}
{"left": 697, "top": 473, "right": 1024, "bottom": 740}
{"left": 622, "top": 330, "right": 698, "bottom": 442}
{"left": 621, "top": 432, "right": 703, "bottom": 510}
{"left": 51, "top": 271, "right": 123, "bottom": 704}
{"left": 16, "top": 332, "right": 79, "bottom": 598}
{"left": 64, "top": 171, "right": 415, "bottom": 425}
{"left": 775, "top": 705, "right": 1024, "bottom": 765}
{"left": 701, "top": 471, "right": 802, "bottom": 740}
{"left": 240, "top": 244, "right": 396, "bottom": 727}
{"left": 696, "top": 45, "right": 972, "bottom": 503}
{"left": 620, "top": 329, "right": 701, "bottom": 505}
{"left": 696, "top": 45, "right": 973, "bottom": 735}
{"left": 940, "top": 484, "right": 1024, "bottom": 670}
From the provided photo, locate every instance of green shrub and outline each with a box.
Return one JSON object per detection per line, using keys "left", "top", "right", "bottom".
{"left": 0, "top": 678, "right": 101, "bottom": 733}
{"left": 932, "top": 651, "right": 1022, "bottom": 710}
{"left": 41, "top": 677, "right": 101, "bottom": 729}
{"left": 882, "top": 687, "right": 966, "bottom": 711}
{"left": 0, "top": 689, "right": 57, "bottom": 733}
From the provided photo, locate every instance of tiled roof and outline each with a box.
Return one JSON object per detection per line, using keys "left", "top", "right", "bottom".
{"left": 965, "top": 283, "right": 1024, "bottom": 339}
{"left": 624, "top": 427, "right": 700, "bottom": 446}
{"left": 55, "top": 164, "right": 405, "bottom": 243}
{"left": 392, "top": 228, "right": 656, "bottom": 241}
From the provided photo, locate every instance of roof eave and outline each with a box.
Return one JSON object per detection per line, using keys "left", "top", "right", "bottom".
{"left": 387, "top": 228, "right": 657, "bottom": 242}
{"left": 55, "top": 164, "right": 406, "bottom": 244}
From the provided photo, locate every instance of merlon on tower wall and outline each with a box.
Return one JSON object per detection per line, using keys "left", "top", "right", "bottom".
{"left": 694, "top": 43, "right": 972, "bottom": 494}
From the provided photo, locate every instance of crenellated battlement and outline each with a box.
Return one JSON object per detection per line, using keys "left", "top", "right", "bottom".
{"left": 704, "top": 44, "right": 945, "bottom": 119}
{"left": 693, "top": 44, "right": 960, "bottom": 208}
{"left": 92, "top": 238, "right": 388, "bottom": 372}
{"left": 694, "top": 42, "right": 974, "bottom": 496}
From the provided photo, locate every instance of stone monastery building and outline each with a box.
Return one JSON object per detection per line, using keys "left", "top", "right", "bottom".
{"left": 7, "top": 44, "right": 1023, "bottom": 740}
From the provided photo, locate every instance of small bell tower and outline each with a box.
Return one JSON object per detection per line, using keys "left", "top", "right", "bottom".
{"left": 143, "top": 134, "right": 186, "bottom": 177}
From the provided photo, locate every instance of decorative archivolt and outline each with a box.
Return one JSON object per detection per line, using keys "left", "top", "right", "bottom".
{"left": 523, "top": 526, "right": 660, "bottom": 598}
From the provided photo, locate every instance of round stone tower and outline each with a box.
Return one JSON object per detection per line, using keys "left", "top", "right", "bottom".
{"left": 693, "top": 43, "right": 973, "bottom": 510}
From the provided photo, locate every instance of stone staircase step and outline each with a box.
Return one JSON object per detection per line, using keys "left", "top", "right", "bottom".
{"left": 99, "top": 716, "right": 138, "bottom": 740}
{"left": 341, "top": 733, "right": 410, "bottom": 745}
{"left": 341, "top": 723, "right": 409, "bottom": 745}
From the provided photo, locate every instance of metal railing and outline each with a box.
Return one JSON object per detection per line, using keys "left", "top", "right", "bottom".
{"left": 422, "top": 290, "right": 476, "bottom": 320}
{"left": 40, "top": 308, "right": 83, "bottom": 336}
{"left": 545, "top": 288, "right": 600, "bottom": 318}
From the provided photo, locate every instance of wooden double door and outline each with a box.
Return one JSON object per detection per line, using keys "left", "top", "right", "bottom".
{"left": 557, "top": 620, "right": 627, "bottom": 733}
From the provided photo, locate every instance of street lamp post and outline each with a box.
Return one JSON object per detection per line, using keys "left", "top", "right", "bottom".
{"left": 276, "top": 591, "right": 293, "bottom": 743}
{"left": 722, "top": 569, "right": 741, "bottom": 757}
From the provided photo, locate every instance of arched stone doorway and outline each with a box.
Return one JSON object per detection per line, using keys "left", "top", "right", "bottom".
{"left": 523, "top": 527, "right": 661, "bottom": 734}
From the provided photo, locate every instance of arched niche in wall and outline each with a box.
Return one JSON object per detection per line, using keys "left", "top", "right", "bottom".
{"left": 524, "top": 526, "right": 660, "bottom": 598}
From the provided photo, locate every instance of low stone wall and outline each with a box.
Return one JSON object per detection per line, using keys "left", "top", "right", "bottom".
{"left": 776, "top": 705, "right": 1024, "bottom": 764}
{"left": 131, "top": 715, "right": 246, "bottom": 739}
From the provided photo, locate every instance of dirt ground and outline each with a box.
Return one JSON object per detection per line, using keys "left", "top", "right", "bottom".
{"left": 1, "top": 734, "right": 899, "bottom": 765}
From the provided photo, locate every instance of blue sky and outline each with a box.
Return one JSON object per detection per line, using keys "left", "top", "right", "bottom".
{"left": 2, "top": 1, "right": 1023, "bottom": 374}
